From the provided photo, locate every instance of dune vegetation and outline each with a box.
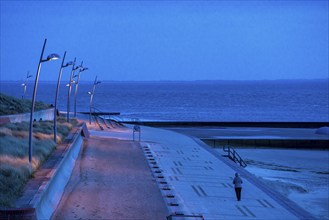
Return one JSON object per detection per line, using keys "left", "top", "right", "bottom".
{"left": 0, "top": 93, "right": 78, "bottom": 207}
{"left": 0, "top": 93, "right": 51, "bottom": 116}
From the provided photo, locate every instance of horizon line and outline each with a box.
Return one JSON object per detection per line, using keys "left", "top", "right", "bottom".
{"left": 1, "top": 78, "right": 328, "bottom": 83}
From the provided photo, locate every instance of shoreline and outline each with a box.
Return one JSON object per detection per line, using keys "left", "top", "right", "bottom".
{"left": 227, "top": 148, "right": 329, "bottom": 220}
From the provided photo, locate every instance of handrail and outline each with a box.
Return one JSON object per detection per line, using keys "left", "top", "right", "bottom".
{"left": 91, "top": 106, "right": 123, "bottom": 129}
{"left": 223, "top": 146, "right": 247, "bottom": 168}
{"left": 91, "top": 106, "right": 107, "bottom": 129}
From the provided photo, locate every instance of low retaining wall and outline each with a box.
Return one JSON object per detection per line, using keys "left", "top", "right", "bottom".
{"left": 132, "top": 121, "right": 329, "bottom": 128}
{"left": 0, "top": 123, "right": 88, "bottom": 220}
{"left": 202, "top": 138, "right": 329, "bottom": 149}
{"left": 0, "top": 108, "right": 54, "bottom": 124}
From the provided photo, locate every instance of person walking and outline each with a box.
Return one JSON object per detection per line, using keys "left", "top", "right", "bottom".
{"left": 233, "top": 173, "right": 243, "bottom": 201}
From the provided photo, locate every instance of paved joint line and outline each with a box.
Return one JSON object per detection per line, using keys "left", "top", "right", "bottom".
{"left": 176, "top": 168, "right": 183, "bottom": 175}
{"left": 221, "top": 183, "right": 228, "bottom": 188}
{"left": 236, "top": 205, "right": 248, "bottom": 217}
{"left": 197, "top": 185, "right": 208, "bottom": 197}
{"left": 257, "top": 199, "right": 275, "bottom": 208}
{"left": 243, "top": 205, "right": 256, "bottom": 217}
{"left": 236, "top": 205, "right": 256, "bottom": 218}
{"left": 263, "top": 199, "right": 275, "bottom": 208}
{"left": 191, "top": 185, "right": 202, "bottom": 197}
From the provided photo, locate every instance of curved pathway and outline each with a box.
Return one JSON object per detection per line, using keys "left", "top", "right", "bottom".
{"left": 51, "top": 129, "right": 168, "bottom": 220}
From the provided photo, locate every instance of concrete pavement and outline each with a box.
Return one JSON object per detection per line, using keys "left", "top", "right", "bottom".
{"left": 51, "top": 128, "right": 168, "bottom": 219}
{"left": 68, "top": 117, "right": 314, "bottom": 219}
{"left": 135, "top": 125, "right": 315, "bottom": 219}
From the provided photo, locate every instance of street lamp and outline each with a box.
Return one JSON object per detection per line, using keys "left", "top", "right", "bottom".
{"left": 74, "top": 62, "right": 88, "bottom": 118}
{"left": 66, "top": 58, "right": 81, "bottom": 122}
{"left": 53, "top": 51, "right": 73, "bottom": 143}
{"left": 88, "top": 76, "right": 101, "bottom": 124}
{"left": 28, "top": 38, "right": 59, "bottom": 164}
{"left": 21, "top": 71, "right": 33, "bottom": 99}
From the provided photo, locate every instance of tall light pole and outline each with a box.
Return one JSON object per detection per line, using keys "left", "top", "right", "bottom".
{"left": 29, "top": 38, "right": 59, "bottom": 164}
{"left": 54, "top": 51, "right": 73, "bottom": 143}
{"left": 74, "top": 62, "right": 88, "bottom": 118}
{"left": 88, "top": 76, "right": 101, "bottom": 124}
{"left": 21, "top": 71, "right": 32, "bottom": 99}
{"left": 66, "top": 58, "right": 81, "bottom": 122}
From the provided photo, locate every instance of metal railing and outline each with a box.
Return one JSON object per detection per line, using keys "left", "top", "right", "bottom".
{"left": 223, "top": 146, "right": 247, "bottom": 168}
{"left": 91, "top": 107, "right": 124, "bottom": 129}
{"left": 91, "top": 107, "right": 108, "bottom": 130}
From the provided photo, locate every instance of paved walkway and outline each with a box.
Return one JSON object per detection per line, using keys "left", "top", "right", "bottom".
{"left": 51, "top": 129, "right": 168, "bottom": 219}
{"left": 53, "top": 115, "right": 315, "bottom": 219}
{"left": 136, "top": 125, "right": 314, "bottom": 219}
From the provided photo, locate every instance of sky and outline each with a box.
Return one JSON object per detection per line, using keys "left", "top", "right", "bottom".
{"left": 0, "top": 0, "right": 328, "bottom": 82}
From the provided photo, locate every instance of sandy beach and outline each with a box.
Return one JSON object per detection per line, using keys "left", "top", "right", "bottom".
{"left": 232, "top": 148, "right": 329, "bottom": 219}
{"left": 166, "top": 126, "right": 328, "bottom": 219}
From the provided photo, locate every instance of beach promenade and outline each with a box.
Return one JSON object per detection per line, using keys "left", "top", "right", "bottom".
{"left": 51, "top": 124, "right": 168, "bottom": 219}
{"left": 50, "top": 115, "right": 315, "bottom": 220}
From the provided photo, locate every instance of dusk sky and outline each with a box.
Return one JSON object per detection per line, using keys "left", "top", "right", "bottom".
{"left": 0, "top": 1, "right": 328, "bottom": 81}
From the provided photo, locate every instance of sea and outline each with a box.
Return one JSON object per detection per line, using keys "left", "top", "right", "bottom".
{"left": 0, "top": 79, "right": 328, "bottom": 122}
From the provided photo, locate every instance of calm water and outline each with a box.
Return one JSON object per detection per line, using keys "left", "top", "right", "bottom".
{"left": 1, "top": 80, "right": 328, "bottom": 122}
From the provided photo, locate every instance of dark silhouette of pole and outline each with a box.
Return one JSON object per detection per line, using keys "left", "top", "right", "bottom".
{"left": 54, "top": 51, "right": 73, "bottom": 143}
{"left": 22, "top": 71, "right": 32, "bottom": 99}
{"left": 28, "top": 38, "right": 59, "bottom": 164}
{"left": 74, "top": 62, "right": 88, "bottom": 118}
{"left": 67, "top": 58, "right": 80, "bottom": 122}
{"left": 89, "top": 76, "right": 101, "bottom": 124}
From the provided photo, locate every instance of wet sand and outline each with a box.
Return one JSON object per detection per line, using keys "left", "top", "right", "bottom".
{"left": 51, "top": 135, "right": 168, "bottom": 219}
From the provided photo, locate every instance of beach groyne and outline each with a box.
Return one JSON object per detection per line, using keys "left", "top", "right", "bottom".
{"left": 128, "top": 121, "right": 329, "bottom": 128}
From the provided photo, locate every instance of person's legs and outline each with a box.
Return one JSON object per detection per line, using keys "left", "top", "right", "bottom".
{"left": 238, "top": 188, "right": 242, "bottom": 201}
{"left": 235, "top": 188, "right": 242, "bottom": 201}
{"left": 234, "top": 188, "right": 239, "bottom": 201}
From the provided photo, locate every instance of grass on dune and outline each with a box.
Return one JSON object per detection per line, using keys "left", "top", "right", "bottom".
{"left": 0, "top": 93, "right": 79, "bottom": 207}
{"left": 0, "top": 93, "right": 51, "bottom": 116}
{"left": 0, "top": 105, "right": 79, "bottom": 207}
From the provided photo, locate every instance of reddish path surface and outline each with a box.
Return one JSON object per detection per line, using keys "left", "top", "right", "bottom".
{"left": 51, "top": 136, "right": 168, "bottom": 219}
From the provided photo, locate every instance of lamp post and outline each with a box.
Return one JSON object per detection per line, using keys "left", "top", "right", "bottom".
{"left": 53, "top": 51, "right": 73, "bottom": 143}
{"left": 74, "top": 62, "right": 88, "bottom": 118}
{"left": 66, "top": 58, "right": 81, "bottom": 122}
{"left": 88, "top": 76, "right": 101, "bottom": 124}
{"left": 21, "top": 71, "right": 32, "bottom": 99}
{"left": 28, "top": 38, "right": 59, "bottom": 164}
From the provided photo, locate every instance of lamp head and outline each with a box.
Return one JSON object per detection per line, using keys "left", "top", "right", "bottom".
{"left": 74, "top": 65, "right": 82, "bottom": 70}
{"left": 63, "top": 61, "right": 74, "bottom": 67}
{"left": 80, "top": 67, "right": 88, "bottom": 72}
{"left": 88, "top": 91, "right": 92, "bottom": 95}
{"left": 46, "top": 53, "right": 60, "bottom": 61}
{"left": 95, "top": 81, "right": 101, "bottom": 85}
